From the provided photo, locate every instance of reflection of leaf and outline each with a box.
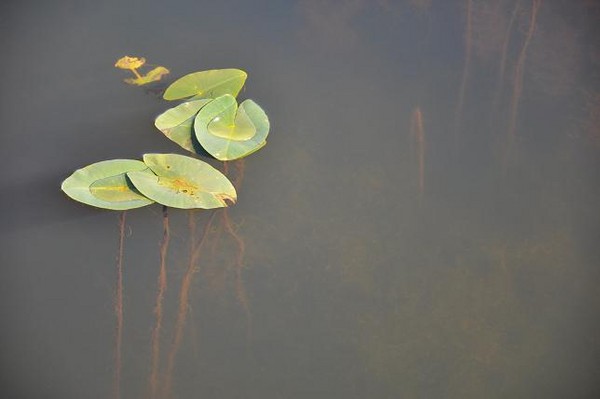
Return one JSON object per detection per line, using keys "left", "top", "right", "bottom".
{"left": 154, "top": 99, "right": 212, "bottom": 152}
{"left": 124, "top": 66, "right": 170, "bottom": 86}
{"left": 127, "top": 153, "right": 237, "bottom": 209}
{"left": 194, "top": 94, "right": 270, "bottom": 161}
{"left": 61, "top": 160, "right": 154, "bottom": 210}
{"left": 163, "top": 69, "right": 247, "bottom": 101}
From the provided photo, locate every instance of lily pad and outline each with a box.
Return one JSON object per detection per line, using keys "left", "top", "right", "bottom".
{"left": 163, "top": 69, "right": 247, "bottom": 101}
{"left": 61, "top": 159, "right": 154, "bottom": 210}
{"left": 154, "top": 99, "right": 212, "bottom": 153}
{"left": 127, "top": 154, "right": 236, "bottom": 209}
{"left": 115, "top": 56, "right": 146, "bottom": 70}
{"left": 194, "top": 94, "right": 269, "bottom": 161}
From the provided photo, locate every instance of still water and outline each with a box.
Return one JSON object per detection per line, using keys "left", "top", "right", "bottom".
{"left": 1, "top": 1, "right": 599, "bottom": 398}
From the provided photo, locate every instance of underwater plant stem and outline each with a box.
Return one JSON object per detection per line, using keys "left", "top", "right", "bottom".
{"left": 163, "top": 210, "right": 217, "bottom": 399}
{"left": 186, "top": 211, "right": 200, "bottom": 361}
{"left": 504, "top": 0, "right": 542, "bottom": 169}
{"left": 222, "top": 207, "right": 252, "bottom": 340}
{"left": 221, "top": 160, "right": 251, "bottom": 339}
{"left": 411, "top": 107, "right": 426, "bottom": 200}
{"left": 113, "top": 211, "right": 126, "bottom": 399}
{"left": 209, "top": 219, "right": 223, "bottom": 259}
{"left": 454, "top": 0, "right": 473, "bottom": 144}
{"left": 499, "top": 0, "right": 521, "bottom": 90}
{"left": 148, "top": 206, "right": 170, "bottom": 399}
{"left": 130, "top": 68, "right": 142, "bottom": 79}
{"left": 208, "top": 160, "right": 244, "bottom": 262}
{"left": 188, "top": 210, "right": 198, "bottom": 260}
{"left": 234, "top": 159, "right": 246, "bottom": 191}
{"left": 222, "top": 160, "right": 229, "bottom": 176}
{"left": 492, "top": 0, "right": 521, "bottom": 120}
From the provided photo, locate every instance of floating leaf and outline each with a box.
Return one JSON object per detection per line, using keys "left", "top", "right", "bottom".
{"left": 163, "top": 69, "right": 247, "bottom": 101}
{"left": 154, "top": 99, "right": 212, "bottom": 152}
{"left": 194, "top": 94, "right": 270, "bottom": 161}
{"left": 127, "top": 154, "right": 236, "bottom": 209}
{"left": 115, "top": 56, "right": 146, "bottom": 70}
{"left": 61, "top": 160, "right": 154, "bottom": 210}
{"left": 124, "top": 66, "right": 170, "bottom": 86}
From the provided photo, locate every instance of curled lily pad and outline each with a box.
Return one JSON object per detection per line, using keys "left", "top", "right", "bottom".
{"left": 61, "top": 159, "right": 154, "bottom": 210}
{"left": 163, "top": 69, "right": 247, "bottom": 101}
{"left": 127, "top": 153, "right": 236, "bottom": 209}
{"left": 154, "top": 99, "right": 212, "bottom": 153}
{"left": 194, "top": 94, "right": 269, "bottom": 161}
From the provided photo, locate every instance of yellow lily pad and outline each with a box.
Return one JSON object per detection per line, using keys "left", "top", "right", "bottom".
{"left": 115, "top": 56, "right": 146, "bottom": 70}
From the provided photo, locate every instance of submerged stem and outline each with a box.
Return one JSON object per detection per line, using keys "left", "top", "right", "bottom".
{"left": 504, "top": 0, "right": 542, "bottom": 171}
{"left": 454, "top": 0, "right": 473, "bottom": 146}
{"left": 222, "top": 207, "right": 252, "bottom": 340}
{"left": 148, "top": 206, "right": 170, "bottom": 399}
{"left": 163, "top": 210, "right": 217, "bottom": 399}
{"left": 410, "top": 107, "right": 426, "bottom": 202}
{"left": 130, "top": 68, "right": 142, "bottom": 79}
{"left": 114, "top": 211, "right": 126, "bottom": 399}
{"left": 222, "top": 160, "right": 252, "bottom": 340}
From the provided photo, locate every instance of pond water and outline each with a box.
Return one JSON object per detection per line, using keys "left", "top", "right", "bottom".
{"left": 1, "top": 1, "right": 599, "bottom": 398}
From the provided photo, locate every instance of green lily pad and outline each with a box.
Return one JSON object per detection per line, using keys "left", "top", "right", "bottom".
{"left": 61, "top": 159, "right": 154, "bottom": 210}
{"left": 194, "top": 94, "right": 270, "bottom": 161}
{"left": 127, "top": 153, "right": 237, "bottom": 209}
{"left": 163, "top": 69, "right": 247, "bottom": 101}
{"left": 154, "top": 98, "right": 212, "bottom": 153}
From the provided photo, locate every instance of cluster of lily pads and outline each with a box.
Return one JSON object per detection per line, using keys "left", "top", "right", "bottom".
{"left": 61, "top": 68, "right": 269, "bottom": 210}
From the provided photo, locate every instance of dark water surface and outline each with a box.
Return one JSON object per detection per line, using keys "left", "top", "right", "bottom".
{"left": 1, "top": 1, "right": 600, "bottom": 398}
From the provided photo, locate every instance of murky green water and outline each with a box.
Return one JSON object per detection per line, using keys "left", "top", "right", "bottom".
{"left": 1, "top": 1, "right": 599, "bottom": 398}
